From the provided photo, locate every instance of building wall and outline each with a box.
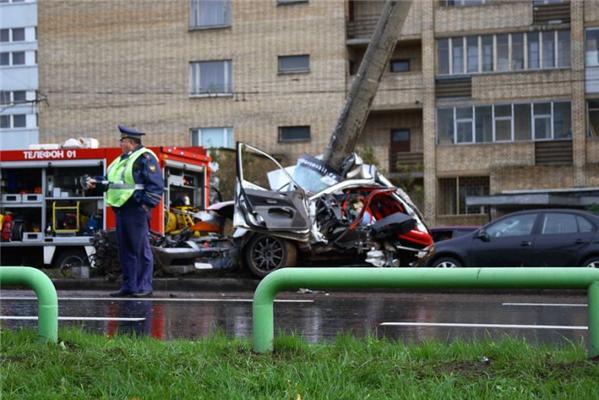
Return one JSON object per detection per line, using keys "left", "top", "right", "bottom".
{"left": 0, "top": 0, "right": 39, "bottom": 150}
{"left": 38, "top": 0, "right": 346, "bottom": 161}
{"left": 36, "top": 0, "right": 599, "bottom": 226}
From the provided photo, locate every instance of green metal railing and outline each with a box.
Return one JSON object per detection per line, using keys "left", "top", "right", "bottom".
{"left": 0, "top": 267, "right": 58, "bottom": 343}
{"left": 253, "top": 267, "right": 599, "bottom": 357}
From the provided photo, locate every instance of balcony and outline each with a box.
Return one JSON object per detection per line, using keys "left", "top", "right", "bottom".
{"left": 533, "top": 1, "right": 570, "bottom": 25}
{"left": 346, "top": 0, "right": 421, "bottom": 43}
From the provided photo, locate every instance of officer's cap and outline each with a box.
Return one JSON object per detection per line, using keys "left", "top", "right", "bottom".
{"left": 118, "top": 125, "right": 145, "bottom": 140}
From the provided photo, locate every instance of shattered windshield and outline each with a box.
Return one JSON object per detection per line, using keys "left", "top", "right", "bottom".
{"left": 291, "top": 155, "right": 342, "bottom": 194}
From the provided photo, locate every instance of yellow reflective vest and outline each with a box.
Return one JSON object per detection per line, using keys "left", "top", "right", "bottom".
{"left": 106, "top": 147, "right": 157, "bottom": 207}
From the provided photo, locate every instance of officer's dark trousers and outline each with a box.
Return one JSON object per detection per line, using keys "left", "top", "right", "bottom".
{"left": 115, "top": 203, "right": 153, "bottom": 293}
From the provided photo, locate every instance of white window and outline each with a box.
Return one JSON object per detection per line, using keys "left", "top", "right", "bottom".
{"left": 511, "top": 33, "right": 525, "bottom": 71}
{"left": 466, "top": 36, "right": 479, "bottom": 73}
{"left": 514, "top": 104, "right": 532, "bottom": 141}
{"left": 437, "top": 30, "right": 569, "bottom": 76}
{"left": 494, "top": 104, "right": 513, "bottom": 142}
{"left": 0, "top": 114, "right": 28, "bottom": 129}
{"left": 496, "top": 34, "right": 509, "bottom": 72}
{"left": 455, "top": 107, "right": 473, "bottom": 143}
{"left": 438, "top": 101, "right": 571, "bottom": 144}
{"left": 586, "top": 29, "right": 599, "bottom": 67}
{"left": 278, "top": 55, "right": 310, "bottom": 74}
{"left": 475, "top": 106, "right": 493, "bottom": 143}
{"left": 191, "top": 127, "right": 234, "bottom": 148}
{"left": 190, "top": 60, "right": 233, "bottom": 95}
{"left": 481, "top": 35, "right": 493, "bottom": 72}
{"left": 189, "top": 0, "right": 231, "bottom": 28}
{"left": 451, "top": 38, "right": 464, "bottom": 75}
{"left": 533, "top": 102, "right": 552, "bottom": 140}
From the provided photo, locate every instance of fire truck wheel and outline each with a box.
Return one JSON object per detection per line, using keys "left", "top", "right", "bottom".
{"left": 54, "top": 249, "right": 90, "bottom": 271}
{"left": 244, "top": 234, "right": 297, "bottom": 278}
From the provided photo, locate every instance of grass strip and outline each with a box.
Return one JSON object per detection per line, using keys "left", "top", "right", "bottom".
{"left": 1, "top": 328, "right": 598, "bottom": 399}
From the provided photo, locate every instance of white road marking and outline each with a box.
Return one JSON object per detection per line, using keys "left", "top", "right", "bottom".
{"left": 0, "top": 296, "right": 313, "bottom": 303}
{"left": 502, "top": 302, "right": 586, "bottom": 307}
{"left": 0, "top": 316, "right": 145, "bottom": 322}
{"left": 380, "top": 322, "right": 587, "bottom": 330}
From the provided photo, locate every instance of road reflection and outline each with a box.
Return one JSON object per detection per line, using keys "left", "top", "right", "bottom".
{"left": 0, "top": 291, "right": 588, "bottom": 346}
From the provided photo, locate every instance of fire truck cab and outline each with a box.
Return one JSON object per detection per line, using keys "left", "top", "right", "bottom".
{"left": 0, "top": 146, "right": 211, "bottom": 270}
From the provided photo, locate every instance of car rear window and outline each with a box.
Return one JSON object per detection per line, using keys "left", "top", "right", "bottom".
{"left": 541, "top": 213, "right": 578, "bottom": 235}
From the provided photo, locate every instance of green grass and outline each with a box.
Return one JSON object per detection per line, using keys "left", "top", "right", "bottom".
{"left": 1, "top": 329, "right": 598, "bottom": 399}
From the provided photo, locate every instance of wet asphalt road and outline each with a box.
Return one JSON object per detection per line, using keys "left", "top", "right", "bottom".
{"left": 0, "top": 289, "right": 590, "bottom": 346}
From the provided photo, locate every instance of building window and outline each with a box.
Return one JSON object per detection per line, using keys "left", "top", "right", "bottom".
{"left": 277, "top": 0, "right": 308, "bottom": 4}
{"left": 0, "top": 114, "right": 27, "bottom": 129}
{"left": 533, "top": 102, "right": 551, "bottom": 140}
{"left": 278, "top": 126, "right": 311, "bottom": 142}
{"left": 466, "top": 36, "right": 478, "bottom": 73}
{"left": 0, "top": 27, "right": 26, "bottom": 42}
{"left": 0, "top": 90, "right": 27, "bottom": 105}
{"left": 191, "top": 127, "right": 234, "bottom": 148}
{"left": 438, "top": 176, "right": 489, "bottom": 216}
{"left": 278, "top": 55, "right": 310, "bottom": 74}
{"left": 496, "top": 34, "right": 509, "bottom": 72}
{"left": 437, "top": 39, "right": 450, "bottom": 74}
{"left": 437, "top": 101, "right": 571, "bottom": 144}
{"left": 189, "top": 0, "right": 231, "bottom": 29}
{"left": 587, "top": 29, "right": 599, "bottom": 67}
{"left": 390, "top": 59, "right": 410, "bottom": 73}
{"left": 511, "top": 33, "right": 524, "bottom": 71}
{"left": 588, "top": 100, "right": 599, "bottom": 137}
{"left": 437, "top": 30, "right": 570, "bottom": 75}
{"left": 444, "top": 0, "right": 490, "bottom": 6}
{"left": 455, "top": 107, "right": 473, "bottom": 143}
{"left": 190, "top": 60, "right": 233, "bottom": 95}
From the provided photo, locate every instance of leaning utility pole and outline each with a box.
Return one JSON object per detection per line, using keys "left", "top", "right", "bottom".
{"left": 323, "top": 0, "right": 412, "bottom": 172}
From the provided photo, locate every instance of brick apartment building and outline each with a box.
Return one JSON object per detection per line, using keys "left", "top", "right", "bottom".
{"left": 36, "top": 0, "right": 599, "bottom": 226}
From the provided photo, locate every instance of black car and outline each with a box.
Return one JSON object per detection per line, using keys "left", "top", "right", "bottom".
{"left": 430, "top": 226, "right": 479, "bottom": 242}
{"left": 419, "top": 209, "right": 599, "bottom": 268}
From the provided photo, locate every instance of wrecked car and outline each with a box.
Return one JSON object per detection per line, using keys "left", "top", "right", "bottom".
{"left": 233, "top": 143, "right": 433, "bottom": 277}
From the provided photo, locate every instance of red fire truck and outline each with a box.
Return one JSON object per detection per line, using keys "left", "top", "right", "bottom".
{"left": 0, "top": 146, "right": 211, "bottom": 269}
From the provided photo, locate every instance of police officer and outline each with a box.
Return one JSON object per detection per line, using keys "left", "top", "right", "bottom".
{"left": 87, "top": 125, "right": 164, "bottom": 297}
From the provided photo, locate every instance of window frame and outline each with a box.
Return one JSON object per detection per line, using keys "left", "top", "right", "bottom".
{"left": 189, "top": 59, "right": 233, "bottom": 96}
{"left": 277, "top": 54, "right": 310, "bottom": 75}
{"left": 436, "top": 30, "right": 570, "bottom": 76}
{"left": 437, "top": 100, "right": 571, "bottom": 144}
{"left": 390, "top": 58, "right": 411, "bottom": 73}
{"left": 190, "top": 127, "right": 234, "bottom": 149}
{"left": 189, "top": 0, "right": 232, "bottom": 30}
{"left": 278, "top": 125, "right": 311, "bottom": 143}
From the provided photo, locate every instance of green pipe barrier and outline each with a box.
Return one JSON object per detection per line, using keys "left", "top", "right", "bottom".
{"left": 253, "top": 267, "right": 599, "bottom": 357}
{"left": 0, "top": 267, "right": 58, "bottom": 343}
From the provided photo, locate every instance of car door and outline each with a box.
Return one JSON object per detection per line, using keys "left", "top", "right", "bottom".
{"left": 531, "top": 211, "right": 596, "bottom": 267}
{"left": 235, "top": 142, "right": 310, "bottom": 237}
{"left": 469, "top": 212, "right": 539, "bottom": 267}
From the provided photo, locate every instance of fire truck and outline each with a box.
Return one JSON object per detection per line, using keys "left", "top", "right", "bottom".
{"left": 0, "top": 146, "right": 211, "bottom": 270}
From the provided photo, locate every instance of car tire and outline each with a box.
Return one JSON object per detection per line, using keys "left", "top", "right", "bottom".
{"left": 54, "top": 249, "right": 90, "bottom": 271}
{"left": 431, "top": 256, "right": 462, "bottom": 268}
{"left": 245, "top": 234, "right": 297, "bottom": 278}
{"left": 581, "top": 256, "right": 599, "bottom": 268}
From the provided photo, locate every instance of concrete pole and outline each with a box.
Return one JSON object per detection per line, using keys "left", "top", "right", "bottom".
{"left": 323, "top": 0, "right": 412, "bottom": 172}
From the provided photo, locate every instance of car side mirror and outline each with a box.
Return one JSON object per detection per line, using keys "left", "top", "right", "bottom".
{"left": 476, "top": 230, "right": 490, "bottom": 242}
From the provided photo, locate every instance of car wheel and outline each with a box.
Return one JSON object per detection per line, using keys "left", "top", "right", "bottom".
{"left": 582, "top": 256, "right": 599, "bottom": 268}
{"left": 245, "top": 234, "right": 297, "bottom": 278}
{"left": 54, "top": 249, "right": 90, "bottom": 271}
{"left": 432, "top": 256, "right": 462, "bottom": 268}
